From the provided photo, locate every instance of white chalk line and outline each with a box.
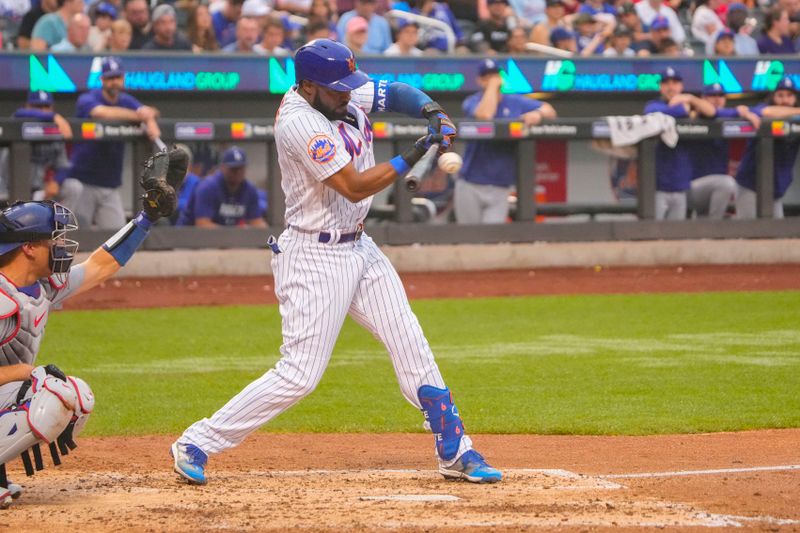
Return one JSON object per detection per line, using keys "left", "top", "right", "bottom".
{"left": 600, "top": 464, "right": 800, "bottom": 479}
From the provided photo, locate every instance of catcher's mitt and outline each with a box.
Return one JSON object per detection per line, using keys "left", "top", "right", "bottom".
{"left": 140, "top": 146, "right": 189, "bottom": 220}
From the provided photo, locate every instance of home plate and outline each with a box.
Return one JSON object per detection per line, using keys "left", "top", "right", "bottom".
{"left": 360, "top": 494, "right": 460, "bottom": 502}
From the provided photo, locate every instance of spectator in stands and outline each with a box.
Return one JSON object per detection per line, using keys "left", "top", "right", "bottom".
{"left": 123, "top": 0, "right": 150, "bottom": 49}
{"left": 470, "top": 0, "right": 512, "bottom": 53}
{"left": 177, "top": 146, "right": 267, "bottom": 228}
{"left": 550, "top": 25, "right": 577, "bottom": 51}
{"left": 16, "top": 0, "right": 58, "bottom": 49}
{"left": 31, "top": 0, "right": 85, "bottom": 50}
{"left": 444, "top": 0, "right": 481, "bottom": 22}
{"left": 337, "top": 0, "right": 393, "bottom": 53}
{"left": 455, "top": 58, "right": 557, "bottom": 224}
{"left": 142, "top": 4, "right": 192, "bottom": 50}
{"left": 616, "top": 1, "right": 651, "bottom": 53}
{"left": 305, "top": 18, "right": 335, "bottom": 40}
{"left": 757, "top": 8, "right": 794, "bottom": 53}
{"left": 275, "top": 0, "right": 311, "bottom": 14}
{"left": 735, "top": 77, "right": 800, "bottom": 219}
{"left": 1, "top": 0, "right": 32, "bottom": 46}
{"left": 726, "top": 3, "right": 759, "bottom": 55}
{"left": 385, "top": 19, "right": 424, "bottom": 54}
{"left": 68, "top": 57, "right": 161, "bottom": 229}
{"left": 343, "top": 15, "right": 370, "bottom": 53}
{"left": 635, "top": 0, "right": 685, "bottom": 45}
{"left": 51, "top": 12, "right": 92, "bottom": 51}
{"left": 572, "top": 12, "right": 612, "bottom": 55}
{"left": 530, "top": 0, "right": 566, "bottom": 46}
{"left": 642, "top": 14, "right": 673, "bottom": 53}
{"left": 12, "top": 90, "right": 73, "bottom": 202}
{"left": 507, "top": 25, "right": 532, "bottom": 53}
{"left": 657, "top": 36, "right": 682, "bottom": 55}
{"left": 712, "top": 28, "right": 736, "bottom": 55}
{"left": 87, "top": 2, "right": 117, "bottom": 51}
{"left": 603, "top": 23, "right": 635, "bottom": 56}
{"left": 691, "top": 0, "right": 724, "bottom": 47}
{"left": 107, "top": 18, "right": 131, "bottom": 51}
{"left": 686, "top": 83, "right": 759, "bottom": 219}
{"left": 408, "top": 0, "right": 468, "bottom": 53}
{"left": 241, "top": 0, "right": 272, "bottom": 28}
{"left": 644, "top": 67, "right": 716, "bottom": 220}
{"left": 187, "top": 3, "right": 219, "bottom": 52}
{"left": 212, "top": 0, "right": 245, "bottom": 48}
{"left": 222, "top": 16, "right": 260, "bottom": 52}
{"left": 578, "top": 0, "right": 615, "bottom": 16}
{"left": 508, "top": 0, "right": 546, "bottom": 28}
{"left": 306, "top": 0, "right": 338, "bottom": 41}
{"left": 309, "top": 0, "right": 337, "bottom": 25}
{"left": 335, "top": 0, "right": 391, "bottom": 16}
{"left": 254, "top": 15, "right": 291, "bottom": 55}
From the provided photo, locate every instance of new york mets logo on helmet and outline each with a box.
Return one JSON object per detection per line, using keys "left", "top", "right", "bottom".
{"left": 308, "top": 135, "right": 336, "bottom": 164}
{"left": 347, "top": 56, "right": 356, "bottom": 73}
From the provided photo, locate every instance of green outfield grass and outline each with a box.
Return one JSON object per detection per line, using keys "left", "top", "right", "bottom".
{"left": 43, "top": 290, "right": 800, "bottom": 437}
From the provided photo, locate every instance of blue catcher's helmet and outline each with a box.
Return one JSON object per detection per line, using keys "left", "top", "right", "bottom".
{"left": 294, "top": 39, "right": 370, "bottom": 92}
{"left": 0, "top": 201, "right": 79, "bottom": 277}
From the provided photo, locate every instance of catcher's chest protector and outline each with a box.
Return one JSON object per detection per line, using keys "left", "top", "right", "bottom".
{"left": 0, "top": 275, "right": 52, "bottom": 366}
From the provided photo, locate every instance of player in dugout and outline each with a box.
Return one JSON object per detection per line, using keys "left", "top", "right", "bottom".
{"left": 0, "top": 147, "right": 187, "bottom": 508}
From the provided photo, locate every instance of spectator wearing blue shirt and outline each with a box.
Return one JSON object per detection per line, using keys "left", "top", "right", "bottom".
{"left": 454, "top": 59, "right": 557, "bottom": 224}
{"left": 735, "top": 77, "right": 800, "bottom": 219}
{"left": 178, "top": 146, "right": 267, "bottom": 227}
{"left": 578, "top": 0, "right": 616, "bottom": 17}
{"left": 643, "top": 68, "right": 716, "bottom": 220}
{"left": 411, "top": 0, "right": 467, "bottom": 53}
{"left": 337, "top": 0, "right": 393, "bottom": 53}
{"left": 212, "top": 0, "right": 245, "bottom": 48}
{"left": 68, "top": 57, "right": 161, "bottom": 229}
{"left": 687, "top": 84, "right": 760, "bottom": 219}
{"left": 756, "top": 8, "right": 794, "bottom": 54}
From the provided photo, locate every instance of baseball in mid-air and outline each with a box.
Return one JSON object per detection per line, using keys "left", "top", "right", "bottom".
{"left": 438, "top": 152, "right": 463, "bottom": 174}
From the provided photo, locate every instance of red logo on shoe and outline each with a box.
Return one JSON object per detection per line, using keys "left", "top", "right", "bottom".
{"left": 34, "top": 311, "right": 47, "bottom": 327}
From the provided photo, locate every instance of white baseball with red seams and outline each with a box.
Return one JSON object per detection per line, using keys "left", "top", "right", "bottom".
{"left": 438, "top": 152, "right": 463, "bottom": 174}
{"left": 178, "top": 81, "right": 473, "bottom": 462}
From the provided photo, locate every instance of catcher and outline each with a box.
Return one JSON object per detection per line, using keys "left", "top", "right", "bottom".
{"left": 0, "top": 146, "right": 187, "bottom": 508}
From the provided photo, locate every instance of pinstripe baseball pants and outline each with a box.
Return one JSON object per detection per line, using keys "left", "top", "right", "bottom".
{"left": 181, "top": 229, "right": 472, "bottom": 459}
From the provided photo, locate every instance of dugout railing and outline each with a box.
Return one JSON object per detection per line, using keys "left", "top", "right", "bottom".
{"left": 1, "top": 117, "right": 799, "bottom": 250}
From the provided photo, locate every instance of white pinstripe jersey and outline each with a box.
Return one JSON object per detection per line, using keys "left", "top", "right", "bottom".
{"left": 274, "top": 83, "right": 376, "bottom": 231}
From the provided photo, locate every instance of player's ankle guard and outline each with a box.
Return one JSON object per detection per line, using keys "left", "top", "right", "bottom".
{"left": 418, "top": 385, "right": 464, "bottom": 462}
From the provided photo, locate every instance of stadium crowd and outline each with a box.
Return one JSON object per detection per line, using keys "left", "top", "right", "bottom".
{"left": 1, "top": 0, "right": 799, "bottom": 57}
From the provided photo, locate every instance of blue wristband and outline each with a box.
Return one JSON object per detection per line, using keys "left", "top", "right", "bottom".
{"left": 390, "top": 155, "right": 411, "bottom": 175}
{"left": 101, "top": 211, "right": 151, "bottom": 266}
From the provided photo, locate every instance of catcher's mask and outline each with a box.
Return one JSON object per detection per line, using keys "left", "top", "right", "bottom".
{"left": 0, "top": 201, "right": 79, "bottom": 283}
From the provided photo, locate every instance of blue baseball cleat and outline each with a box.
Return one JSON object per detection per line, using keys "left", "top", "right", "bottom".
{"left": 170, "top": 441, "right": 208, "bottom": 485}
{"left": 440, "top": 450, "right": 502, "bottom": 483}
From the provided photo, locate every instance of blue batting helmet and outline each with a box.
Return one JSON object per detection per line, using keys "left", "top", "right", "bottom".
{"left": 294, "top": 39, "right": 370, "bottom": 92}
{"left": 0, "top": 201, "right": 79, "bottom": 276}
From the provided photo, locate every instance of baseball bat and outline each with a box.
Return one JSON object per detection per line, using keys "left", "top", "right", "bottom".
{"left": 153, "top": 136, "right": 167, "bottom": 152}
{"left": 405, "top": 144, "right": 439, "bottom": 192}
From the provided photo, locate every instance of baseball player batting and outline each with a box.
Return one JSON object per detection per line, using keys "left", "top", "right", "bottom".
{"left": 0, "top": 147, "right": 187, "bottom": 508}
{"left": 171, "top": 39, "right": 501, "bottom": 485}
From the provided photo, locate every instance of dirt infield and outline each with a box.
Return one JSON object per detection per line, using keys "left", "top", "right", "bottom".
{"left": 61, "top": 263, "right": 800, "bottom": 310}
{"left": 6, "top": 265, "right": 800, "bottom": 531}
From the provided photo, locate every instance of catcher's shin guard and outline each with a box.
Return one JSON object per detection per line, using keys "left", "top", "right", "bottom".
{"left": 0, "top": 368, "right": 76, "bottom": 472}
{"left": 418, "top": 386, "right": 464, "bottom": 462}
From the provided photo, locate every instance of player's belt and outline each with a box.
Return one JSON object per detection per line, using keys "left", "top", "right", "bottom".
{"left": 290, "top": 223, "right": 364, "bottom": 244}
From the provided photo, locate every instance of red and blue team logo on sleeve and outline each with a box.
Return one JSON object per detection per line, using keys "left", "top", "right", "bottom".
{"left": 307, "top": 135, "right": 337, "bottom": 164}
